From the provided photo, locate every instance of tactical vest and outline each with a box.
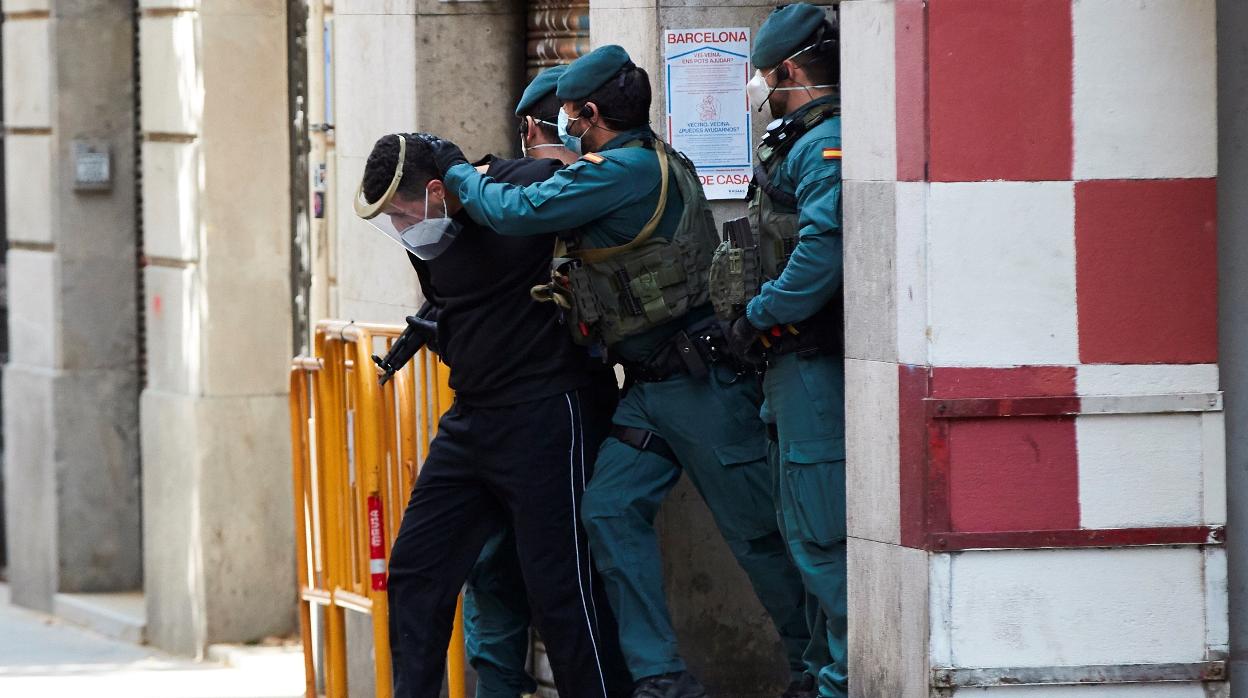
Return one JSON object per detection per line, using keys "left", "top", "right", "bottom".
{"left": 533, "top": 139, "right": 719, "bottom": 349}
{"left": 708, "top": 101, "right": 843, "bottom": 355}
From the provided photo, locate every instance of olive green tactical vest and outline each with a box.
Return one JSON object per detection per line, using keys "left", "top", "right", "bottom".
{"left": 709, "top": 101, "right": 838, "bottom": 322}
{"left": 558, "top": 140, "right": 719, "bottom": 348}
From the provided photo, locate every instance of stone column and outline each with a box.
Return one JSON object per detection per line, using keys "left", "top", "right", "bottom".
{"left": 2, "top": 0, "right": 141, "bottom": 612}
{"left": 138, "top": 0, "right": 294, "bottom": 656}
{"left": 842, "top": 0, "right": 1226, "bottom": 694}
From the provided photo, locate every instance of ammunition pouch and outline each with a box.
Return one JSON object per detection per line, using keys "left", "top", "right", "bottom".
{"left": 535, "top": 239, "right": 707, "bottom": 348}
{"left": 534, "top": 139, "right": 719, "bottom": 349}
{"left": 708, "top": 217, "right": 763, "bottom": 322}
{"left": 714, "top": 100, "right": 840, "bottom": 347}
{"left": 708, "top": 185, "right": 799, "bottom": 323}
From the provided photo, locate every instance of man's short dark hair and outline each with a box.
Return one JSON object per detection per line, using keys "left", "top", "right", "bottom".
{"left": 362, "top": 134, "right": 440, "bottom": 203}
{"left": 521, "top": 91, "right": 563, "bottom": 141}
{"left": 574, "top": 65, "right": 651, "bottom": 131}
{"left": 792, "top": 21, "right": 840, "bottom": 87}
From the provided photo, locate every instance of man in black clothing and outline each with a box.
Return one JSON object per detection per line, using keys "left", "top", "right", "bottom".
{"left": 458, "top": 65, "right": 587, "bottom": 698}
{"left": 356, "top": 133, "right": 632, "bottom": 698}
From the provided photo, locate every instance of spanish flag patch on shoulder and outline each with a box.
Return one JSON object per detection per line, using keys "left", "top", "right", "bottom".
{"left": 822, "top": 148, "right": 843, "bottom": 160}
{"left": 582, "top": 153, "right": 606, "bottom": 164}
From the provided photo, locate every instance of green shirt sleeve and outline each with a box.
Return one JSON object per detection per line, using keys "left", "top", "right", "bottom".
{"left": 444, "top": 158, "right": 645, "bottom": 237}
{"left": 746, "top": 149, "right": 843, "bottom": 328}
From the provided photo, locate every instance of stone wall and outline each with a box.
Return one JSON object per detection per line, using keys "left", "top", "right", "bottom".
{"left": 137, "top": 0, "right": 294, "bottom": 656}
{"left": 2, "top": 0, "right": 141, "bottom": 612}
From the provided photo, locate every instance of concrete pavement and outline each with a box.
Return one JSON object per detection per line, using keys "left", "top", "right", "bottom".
{"left": 0, "top": 584, "right": 306, "bottom": 698}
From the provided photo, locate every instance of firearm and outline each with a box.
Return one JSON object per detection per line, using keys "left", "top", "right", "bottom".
{"left": 372, "top": 302, "right": 439, "bottom": 386}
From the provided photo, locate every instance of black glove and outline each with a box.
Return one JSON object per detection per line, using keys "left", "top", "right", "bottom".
{"left": 427, "top": 137, "right": 469, "bottom": 176}
{"left": 726, "top": 315, "right": 764, "bottom": 365}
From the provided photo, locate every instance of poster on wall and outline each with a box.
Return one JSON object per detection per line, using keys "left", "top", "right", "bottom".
{"left": 663, "top": 28, "right": 753, "bottom": 200}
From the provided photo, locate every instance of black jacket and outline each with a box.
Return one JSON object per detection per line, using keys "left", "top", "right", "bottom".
{"left": 409, "top": 156, "right": 613, "bottom": 406}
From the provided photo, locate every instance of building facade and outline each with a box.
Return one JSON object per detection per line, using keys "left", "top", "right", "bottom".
{"left": 4, "top": 0, "right": 1248, "bottom": 696}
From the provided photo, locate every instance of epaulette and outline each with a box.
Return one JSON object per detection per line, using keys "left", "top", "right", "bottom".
{"left": 581, "top": 153, "right": 606, "bottom": 164}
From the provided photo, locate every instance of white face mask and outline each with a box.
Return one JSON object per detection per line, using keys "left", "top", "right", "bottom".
{"left": 746, "top": 70, "right": 773, "bottom": 113}
{"left": 372, "top": 187, "right": 463, "bottom": 260}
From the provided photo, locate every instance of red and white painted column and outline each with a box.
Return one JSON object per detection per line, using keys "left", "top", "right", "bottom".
{"left": 840, "top": 0, "right": 1224, "bottom": 694}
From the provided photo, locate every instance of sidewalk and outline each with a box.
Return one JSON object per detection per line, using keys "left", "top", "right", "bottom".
{"left": 0, "top": 584, "right": 306, "bottom": 698}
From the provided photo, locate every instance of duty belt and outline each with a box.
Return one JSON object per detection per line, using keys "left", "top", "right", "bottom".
{"left": 761, "top": 321, "right": 833, "bottom": 360}
{"left": 621, "top": 317, "right": 744, "bottom": 384}
{"left": 761, "top": 297, "right": 843, "bottom": 361}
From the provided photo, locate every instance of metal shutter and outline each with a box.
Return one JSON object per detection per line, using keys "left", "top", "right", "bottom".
{"left": 526, "top": 0, "right": 590, "bottom": 78}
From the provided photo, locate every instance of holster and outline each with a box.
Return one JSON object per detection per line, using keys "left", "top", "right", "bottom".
{"left": 622, "top": 317, "right": 751, "bottom": 383}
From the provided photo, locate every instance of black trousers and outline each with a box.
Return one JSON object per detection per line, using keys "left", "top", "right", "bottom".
{"left": 388, "top": 385, "right": 633, "bottom": 698}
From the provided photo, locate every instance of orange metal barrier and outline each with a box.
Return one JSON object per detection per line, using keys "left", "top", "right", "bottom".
{"left": 290, "top": 320, "right": 466, "bottom": 698}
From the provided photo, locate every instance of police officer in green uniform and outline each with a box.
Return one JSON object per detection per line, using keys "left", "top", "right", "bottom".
{"left": 463, "top": 532, "right": 533, "bottom": 698}
{"left": 714, "top": 5, "right": 848, "bottom": 697}
{"left": 426, "top": 45, "right": 814, "bottom": 698}
{"left": 515, "top": 65, "right": 580, "bottom": 166}
{"left": 460, "top": 66, "right": 575, "bottom": 698}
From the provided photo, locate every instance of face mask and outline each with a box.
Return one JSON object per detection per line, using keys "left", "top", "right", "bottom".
{"left": 746, "top": 70, "right": 772, "bottom": 113}
{"left": 354, "top": 135, "right": 462, "bottom": 260}
{"left": 557, "top": 108, "right": 583, "bottom": 155}
{"left": 364, "top": 185, "right": 463, "bottom": 260}
{"left": 395, "top": 188, "right": 463, "bottom": 260}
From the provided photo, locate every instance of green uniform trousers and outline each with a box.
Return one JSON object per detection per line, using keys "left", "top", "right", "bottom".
{"left": 581, "top": 363, "right": 811, "bottom": 682}
{"left": 761, "top": 353, "right": 848, "bottom": 698}
{"left": 463, "top": 527, "right": 536, "bottom": 698}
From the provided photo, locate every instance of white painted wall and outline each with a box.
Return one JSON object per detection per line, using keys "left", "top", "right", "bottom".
{"left": 1076, "top": 364, "right": 1220, "bottom": 396}
{"left": 1073, "top": 0, "right": 1217, "bottom": 179}
{"left": 958, "top": 684, "right": 1210, "bottom": 697}
{"left": 940, "top": 547, "right": 1208, "bottom": 668}
{"left": 927, "top": 182, "right": 1078, "bottom": 367}
{"left": 1077, "top": 414, "right": 1206, "bottom": 528}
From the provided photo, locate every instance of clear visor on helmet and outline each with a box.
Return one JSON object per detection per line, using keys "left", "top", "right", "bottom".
{"left": 353, "top": 135, "right": 461, "bottom": 260}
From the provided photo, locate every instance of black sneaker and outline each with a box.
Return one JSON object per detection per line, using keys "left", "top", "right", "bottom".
{"left": 780, "top": 674, "right": 817, "bottom": 698}
{"left": 631, "top": 671, "right": 709, "bottom": 698}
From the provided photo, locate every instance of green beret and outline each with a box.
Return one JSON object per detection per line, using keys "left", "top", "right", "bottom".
{"left": 515, "top": 66, "right": 567, "bottom": 118}
{"left": 752, "top": 3, "right": 828, "bottom": 69}
{"left": 556, "top": 45, "right": 634, "bottom": 101}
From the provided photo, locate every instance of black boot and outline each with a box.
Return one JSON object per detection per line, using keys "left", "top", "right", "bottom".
{"left": 631, "top": 671, "right": 709, "bottom": 698}
{"left": 780, "top": 674, "right": 817, "bottom": 698}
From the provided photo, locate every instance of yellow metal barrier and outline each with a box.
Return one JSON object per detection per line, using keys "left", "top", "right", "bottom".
{"left": 291, "top": 320, "right": 465, "bottom": 698}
